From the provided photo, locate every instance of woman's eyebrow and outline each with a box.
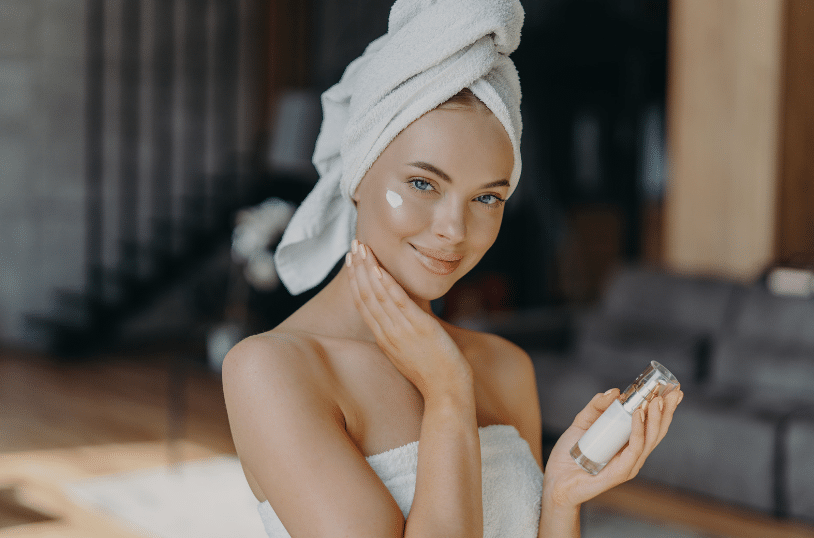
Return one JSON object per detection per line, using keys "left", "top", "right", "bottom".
{"left": 408, "top": 161, "right": 510, "bottom": 189}
{"left": 481, "top": 179, "right": 511, "bottom": 189}
{"left": 409, "top": 161, "right": 452, "bottom": 183}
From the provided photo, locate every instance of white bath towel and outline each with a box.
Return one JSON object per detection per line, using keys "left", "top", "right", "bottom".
{"left": 257, "top": 424, "right": 544, "bottom": 537}
{"left": 274, "top": 0, "right": 525, "bottom": 295}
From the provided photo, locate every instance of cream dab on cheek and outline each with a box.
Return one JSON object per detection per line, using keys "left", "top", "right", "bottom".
{"left": 385, "top": 189, "right": 403, "bottom": 208}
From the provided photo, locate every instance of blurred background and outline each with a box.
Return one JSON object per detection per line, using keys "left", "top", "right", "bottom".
{"left": 1, "top": 0, "right": 813, "bottom": 537}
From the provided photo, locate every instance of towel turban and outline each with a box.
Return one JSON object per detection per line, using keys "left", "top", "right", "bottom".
{"left": 274, "top": 0, "right": 524, "bottom": 295}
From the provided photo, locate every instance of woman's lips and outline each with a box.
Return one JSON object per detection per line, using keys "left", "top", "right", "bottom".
{"left": 410, "top": 244, "right": 463, "bottom": 276}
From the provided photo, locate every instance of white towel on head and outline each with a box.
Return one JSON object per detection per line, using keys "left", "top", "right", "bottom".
{"left": 274, "top": 0, "right": 525, "bottom": 295}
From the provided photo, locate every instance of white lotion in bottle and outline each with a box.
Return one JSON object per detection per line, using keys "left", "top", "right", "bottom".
{"left": 571, "top": 360, "right": 679, "bottom": 475}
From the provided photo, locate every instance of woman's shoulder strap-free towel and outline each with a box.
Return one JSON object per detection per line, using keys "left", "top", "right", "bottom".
{"left": 257, "top": 424, "right": 544, "bottom": 538}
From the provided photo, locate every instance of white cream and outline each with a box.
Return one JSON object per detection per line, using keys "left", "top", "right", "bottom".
{"left": 386, "top": 189, "right": 403, "bottom": 208}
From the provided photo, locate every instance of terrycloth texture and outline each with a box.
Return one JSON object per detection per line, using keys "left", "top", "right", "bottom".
{"left": 274, "top": 0, "right": 524, "bottom": 295}
{"left": 257, "top": 424, "right": 543, "bottom": 537}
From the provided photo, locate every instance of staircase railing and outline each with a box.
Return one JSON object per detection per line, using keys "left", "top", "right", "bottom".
{"left": 27, "top": 0, "right": 268, "bottom": 357}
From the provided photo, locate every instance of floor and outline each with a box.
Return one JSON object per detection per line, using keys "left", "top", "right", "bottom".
{"left": 1, "top": 345, "right": 812, "bottom": 538}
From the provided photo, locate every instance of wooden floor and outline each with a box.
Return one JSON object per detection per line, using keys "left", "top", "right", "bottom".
{"left": 1, "top": 345, "right": 812, "bottom": 538}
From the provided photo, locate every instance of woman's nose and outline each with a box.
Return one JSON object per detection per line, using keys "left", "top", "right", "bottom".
{"left": 432, "top": 199, "right": 466, "bottom": 243}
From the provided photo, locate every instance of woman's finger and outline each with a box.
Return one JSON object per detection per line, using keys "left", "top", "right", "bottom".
{"left": 655, "top": 389, "right": 682, "bottom": 445}
{"left": 346, "top": 250, "right": 391, "bottom": 344}
{"left": 363, "top": 244, "right": 428, "bottom": 325}
{"left": 634, "top": 397, "right": 663, "bottom": 470}
{"left": 609, "top": 407, "right": 646, "bottom": 481}
{"left": 359, "top": 244, "right": 409, "bottom": 327}
{"left": 352, "top": 245, "right": 398, "bottom": 334}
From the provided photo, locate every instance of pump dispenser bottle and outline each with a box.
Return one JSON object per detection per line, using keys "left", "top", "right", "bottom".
{"left": 571, "top": 361, "right": 679, "bottom": 475}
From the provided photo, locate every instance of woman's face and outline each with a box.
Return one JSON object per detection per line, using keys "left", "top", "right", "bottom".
{"left": 354, "top": 106, "right": 514, "bottom": 302}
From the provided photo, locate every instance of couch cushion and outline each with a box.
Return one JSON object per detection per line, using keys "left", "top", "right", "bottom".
{"left": 575, "top": 311, "right": 702, "bottom": 387}
{"left": 638, "top": 395, "right": 776, "bottom": 512}
{"left": 601, "top": 266, "right": 742, "bottom": 333}
{"left": 732, "top": 286, "right": 814, "bottom": 347}
{"left": 710, "top": 336, "right": 814, "bottom": 399}
{"left": 786, "top": 413, "right": 814, "bottom": 522}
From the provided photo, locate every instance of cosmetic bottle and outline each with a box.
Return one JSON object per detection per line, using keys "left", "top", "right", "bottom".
{"left": 570, "top": 360, "right": 679, "bottom": 475}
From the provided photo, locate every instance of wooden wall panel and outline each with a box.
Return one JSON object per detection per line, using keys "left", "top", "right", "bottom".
{"left": 663, "top": 0, "right": 784, "bottom": 281}
{"left": 775, "top": 0, "right": 814, "bottom": 265}
{"left": 262, "top": 0, "right": 312, "bottom": 134}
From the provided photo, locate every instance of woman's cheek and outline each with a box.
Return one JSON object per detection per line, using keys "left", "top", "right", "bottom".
{"left": 384, "top": 190, "right": 431, "bottom": 231}
{"left": 360, "top": 188, "right": 427, "bottom": 263}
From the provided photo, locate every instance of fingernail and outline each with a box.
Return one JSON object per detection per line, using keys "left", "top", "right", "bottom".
{"left": 677, "top": 392, "right": 684, "bottom": 405}
{"left": 360, "top": 245, "right": 367, "bottom": 259}
{"left": 352, "top": 239, "right": 358, "bottom": 254}
{"left": 658, "top": 399, "right": 664, "bottom": 412}
{"left": 640, "top": 409, "right": 646, "bottom": 423}
{"left": 604, "top": 388, "right": 615, "bottom": 396}
{"left": 374, "top": 266, "right": 382, "bottom": 279}
{"left": 345, "top": 252, "right": 352, "bottom": 267}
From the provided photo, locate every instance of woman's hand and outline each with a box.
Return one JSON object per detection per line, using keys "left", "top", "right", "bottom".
{"left": 346, "top": 240, "right": 473, "bottom": 397}
{"left": 541, "top": 387, "right": 684, "bottom": 509}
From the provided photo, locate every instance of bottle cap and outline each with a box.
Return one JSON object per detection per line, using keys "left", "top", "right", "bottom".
{"left": 620, "top": 361, "right": 679, "bottom": 414}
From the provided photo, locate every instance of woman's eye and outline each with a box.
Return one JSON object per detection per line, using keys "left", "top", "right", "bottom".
{"left": 475, "top": 194, "right": 504, "bottom": 206}
{"left": 409, "top": 178, "right": 434, "bottom": 191}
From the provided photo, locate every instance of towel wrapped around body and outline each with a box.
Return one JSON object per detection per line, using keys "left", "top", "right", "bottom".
{"left": 274, "top": 0, "right": 524, "bottom": 295}
{"left": 257, "top": 425, "right": 544, "bottom": 538}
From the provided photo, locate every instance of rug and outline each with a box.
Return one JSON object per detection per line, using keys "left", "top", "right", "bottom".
{"left": 67, "top": 456, "right": 267, "bottom": 538}
{"left": 67, "top": 456, "right": 719, "bottom": 538}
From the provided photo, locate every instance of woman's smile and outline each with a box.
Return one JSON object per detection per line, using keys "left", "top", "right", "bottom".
{"left": 409, "top": 243, "right": 464, "bottom": 276}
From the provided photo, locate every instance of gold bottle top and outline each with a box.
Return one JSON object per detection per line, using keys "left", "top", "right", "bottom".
{"left": 620, "top": 361, "right": 679, "bottom": 414}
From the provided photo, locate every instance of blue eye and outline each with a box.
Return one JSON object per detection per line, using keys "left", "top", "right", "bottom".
{"left": 409, "top": 178, "right": 434, "bottom": 191}
{"left": 476, "top": 194, "right": 505, "bottom": 206}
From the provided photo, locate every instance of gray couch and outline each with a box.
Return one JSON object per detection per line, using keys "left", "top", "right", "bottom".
{"left": 529, "top": 266, "right": 814, "bottom": 522}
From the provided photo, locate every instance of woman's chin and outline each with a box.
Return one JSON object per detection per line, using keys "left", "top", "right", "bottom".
{"left": 395, "top": 272, "right": 458, "bottom": 304}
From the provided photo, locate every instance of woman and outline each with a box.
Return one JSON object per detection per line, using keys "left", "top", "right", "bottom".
{"left": 223, "top": 1, "right": 682, "bottom": 537}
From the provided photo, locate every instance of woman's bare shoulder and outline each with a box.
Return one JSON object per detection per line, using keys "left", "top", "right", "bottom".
{"left": 444, "top": 322, "right": 532, "bottom": 373}
{"left": 226, "top": 329, "right": 319, "bottom": 361}
{"left": 221, "top": 329, "right": 406, "bottom": 534}
{"left": 221, "top": 329, "right": 334, "bottom": 396}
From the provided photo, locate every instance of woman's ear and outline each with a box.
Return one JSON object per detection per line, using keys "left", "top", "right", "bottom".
{"left": 351, "top": 175, "right": 366, "bottom": 205}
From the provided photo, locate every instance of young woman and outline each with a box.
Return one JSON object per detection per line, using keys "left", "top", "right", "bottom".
{"left": 222, "top": 2, "right": 682, "bottom": 537}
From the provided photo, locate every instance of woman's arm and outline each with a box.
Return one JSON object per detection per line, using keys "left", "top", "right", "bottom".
{"left": 223, "top": 336, "right": 408, "bottom": 537}
{"left": 347, "top": 242, "right": 483, "bottom": 538}
{"left": 407, "top": 378, "right": 482, "bottom": 538}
